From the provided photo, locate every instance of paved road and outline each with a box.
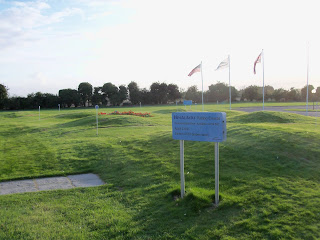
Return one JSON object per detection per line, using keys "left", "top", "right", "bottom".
{"left": 235, "top": 105, "right": 320, "bottom": 117}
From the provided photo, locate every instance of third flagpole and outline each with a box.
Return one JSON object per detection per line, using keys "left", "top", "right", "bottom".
{"left": 262, "top": 49, "right": 265, "bottom": 111}
{"left": 306, "top": 42, "right": 309, "bottom": 115}
{"left": 201, "top": 61, "right": 204, "bottom": 111}
{"left": 229, "top": 55, "right": 231, "bottom": 110}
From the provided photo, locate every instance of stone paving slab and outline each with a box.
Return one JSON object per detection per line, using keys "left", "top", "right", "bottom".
{"left": 36, "top": 176, "right": 74, "bottom": 191}
{"left": 0, "top": 179, "right": 37, "bottom": 195}
{"left": 0, "top": 174, "right": 105, "bottom": 195}
{"left": 68, "top": 173, "right": 104, "bottom": 187}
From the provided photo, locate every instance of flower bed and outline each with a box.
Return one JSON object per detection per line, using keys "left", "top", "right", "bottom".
{"left": 106, "top": 110, "right": 153, "bottom": 117}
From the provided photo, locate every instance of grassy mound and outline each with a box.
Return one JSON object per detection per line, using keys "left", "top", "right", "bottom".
{"left": 55, "top": 112, "right": 93, "bottom": 119}
{"left": 230, "top": 111, "right": 311, "bottom": 123}
{"left": 99, "top": 115, "right": 155, "bottom": 127}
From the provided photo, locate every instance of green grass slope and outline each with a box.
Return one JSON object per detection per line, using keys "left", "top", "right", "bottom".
{"left": 0, "top": 106, "right": 319, "bottom": 239}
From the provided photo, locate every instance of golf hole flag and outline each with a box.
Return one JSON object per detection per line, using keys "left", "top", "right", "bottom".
{"left": 188, "top": 63, "right": 201, "bottom": 76}
{"left": 216, "top": 58, "right": 229, "bottom": 70}
{"left": 254, "top": 52, "right": 262, "bottom": 74}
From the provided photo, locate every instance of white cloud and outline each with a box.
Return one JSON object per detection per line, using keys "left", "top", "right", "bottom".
{"left": 30, "top": 72, "right": 48, "bottom": 86}
{"left": 87, "top": 11, "right": 111, "bottom": 21}
{"left": 0, "top": 1, "right": 83, "bottom": 49}
{"left": 75, "top": 0, "right": 120, "bottom": 8}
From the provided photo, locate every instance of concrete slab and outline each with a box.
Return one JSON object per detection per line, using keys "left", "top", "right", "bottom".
{"left": 0, "top": 174, "right": 105, "bottom": 195}
{"left": 68, "top": 173, "right": 104, "bottom": 187}
{"left": 35, "top": 176, "right": 73, "bottom": 191}
{"left": 0, "top": 179, "right": 37, "bottom": 195}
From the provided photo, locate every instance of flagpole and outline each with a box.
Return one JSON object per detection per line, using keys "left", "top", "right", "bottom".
{"left": 262, "top": 49, "right": 265, "bottom": 111}
{"left": 228, "top": 55, "right": 231, "bottom": 110}
{"left": 201, "top": 61, "right": 204, "bottom": 111}
{"left": 306, "top": 42, "right": 309, "bottom": 116}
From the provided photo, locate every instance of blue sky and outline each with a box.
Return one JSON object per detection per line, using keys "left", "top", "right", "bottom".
{"left": 1, "top": 0, "right": 320, "bottom": 97}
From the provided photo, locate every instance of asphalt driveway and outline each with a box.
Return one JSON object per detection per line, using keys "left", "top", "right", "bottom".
{"left": 235, "top": 105, "right": 320, "bottom": 117}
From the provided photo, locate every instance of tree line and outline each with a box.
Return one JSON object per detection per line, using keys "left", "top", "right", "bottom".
{"left": 0, "top": 81, "right": 320, "bottom": 110}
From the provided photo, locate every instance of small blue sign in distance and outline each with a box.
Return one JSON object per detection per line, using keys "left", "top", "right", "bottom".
{"left": 95, "top": 105, "right": 99, "bottom": 109}
{"left": 172, "top": 112, "right": 227, "bottom": 142}
{"left": 183, "top": 100, "right": 192, "bottom": 106}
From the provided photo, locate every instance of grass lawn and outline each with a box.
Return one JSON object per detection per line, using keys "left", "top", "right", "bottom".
{"left": 0, "top": 103, "right": 319, "bottom": 239}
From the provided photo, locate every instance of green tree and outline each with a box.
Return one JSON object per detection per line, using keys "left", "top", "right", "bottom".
{"left": 264, "top": 85, "right": 274, "bottom": 100}
{"left": 287, "top": 87, "right": 301, "bottom": 101}
{"left": 6, "top": 97, "right": 31, "bottom": 110}
{"left": 27, "top": 92, "right": 44, "bottom": 108}
{"left": 315, "top": 87, "right": 320, "bottom": 101}
{"left": 78, "top": 82, "right": 93, "bottom": 106}
{"left": 59, "top": 89, "right": 80, "bottom": 107}
{"left": 207, "top": 82, "right": 229, "bottom": 102}
{"left": 128, "top": 81, "right": 141, "bottom": 104}
{"left": 102, "top": 82, "right": 119, "bottom": 106}
{"left": 242, "top": 85, "right": 260, "bottom": 101}
{"left": 301, "top": 85, "right": 314, "bottom": 102}
{"left": 92, "top": 87, "right": 103, "bottom": 105}
{"left": 150, "top": 82, "right": 169, "bottom": 104}
{"left": 118, "top": 85, "right": 128, "bottom": 105}
{"left": 167, "top": 84, "right": 181, "bottom": 102}
{"left": 140, "top": 88, "right": 152, "bottom": 104}
{"left": 0, "top": 84, "right": 8, "bottom": 109}
{"left": 230, "top": 86, "right": 238, "bottom": 102}
{"left": 185, "top": 85, "right": 201, "bottom": 103}
{"left": 150, "top": 82, "right": 161, "bottom": 104}
{"left": 272, "top": 88, "right": 288, "bottom": 102}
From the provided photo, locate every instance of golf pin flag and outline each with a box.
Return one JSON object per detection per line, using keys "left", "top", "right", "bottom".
{"left": 216, "top": 58, "right": 229, "bottom": 70}
{"left": 188, "top": 63, "right": 201, "bottom": 76}
{"left": 254, "top": 52, "right": 262, "bottom": 74}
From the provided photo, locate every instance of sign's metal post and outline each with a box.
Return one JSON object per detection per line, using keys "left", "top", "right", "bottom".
{"left": 95, "top": 105, "right": 99, "bottom": 135}
{"left": 316, "top": 102, "right": 319, "bottom": 125}
{"left": 215, "top": 142, "right": 219, "bottom": 206}
{"left": 39, "top": 106, "right": 40, "bottom": 120}
{"left": 58, "top": 104, "right": 60, "bottom": 112}
{"left": 180, "top": 140, "right": 185, "bottom": 198}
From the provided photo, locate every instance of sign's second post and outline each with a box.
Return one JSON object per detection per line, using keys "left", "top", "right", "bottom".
{"left": 95, "top": 105, "right": 99, "bottom": 135}
{"left": 180, "top": 140, "right": 185, "bottom": 198}
{"left": 215, "top": 142, "right": 219, "bottom": 205}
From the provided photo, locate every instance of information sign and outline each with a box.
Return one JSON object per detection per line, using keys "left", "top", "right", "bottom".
{"left": 172, "top": 112, "right": 226, "bottom": 204}
{"left": 183, "top": 100, "right": 192, "bottom": 106}
{"left": 172, "top": 112, "right": 226, "bottom": 142}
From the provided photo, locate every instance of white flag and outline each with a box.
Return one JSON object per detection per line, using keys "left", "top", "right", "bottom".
{"left": 254, "top": 52, "right": 262, "bottom": 74}
{"left": 215, "top": 58, "right": 229, "bottom": 70}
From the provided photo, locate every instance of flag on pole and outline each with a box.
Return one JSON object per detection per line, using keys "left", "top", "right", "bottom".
{"left": 215, "top": 58, "right": 229, "bottom": 70}
{"left": 254, "top": 52, "right": 262, "bottom": 74}
{"left": 188, "top": 63, "right": 201, "bottom": 76}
